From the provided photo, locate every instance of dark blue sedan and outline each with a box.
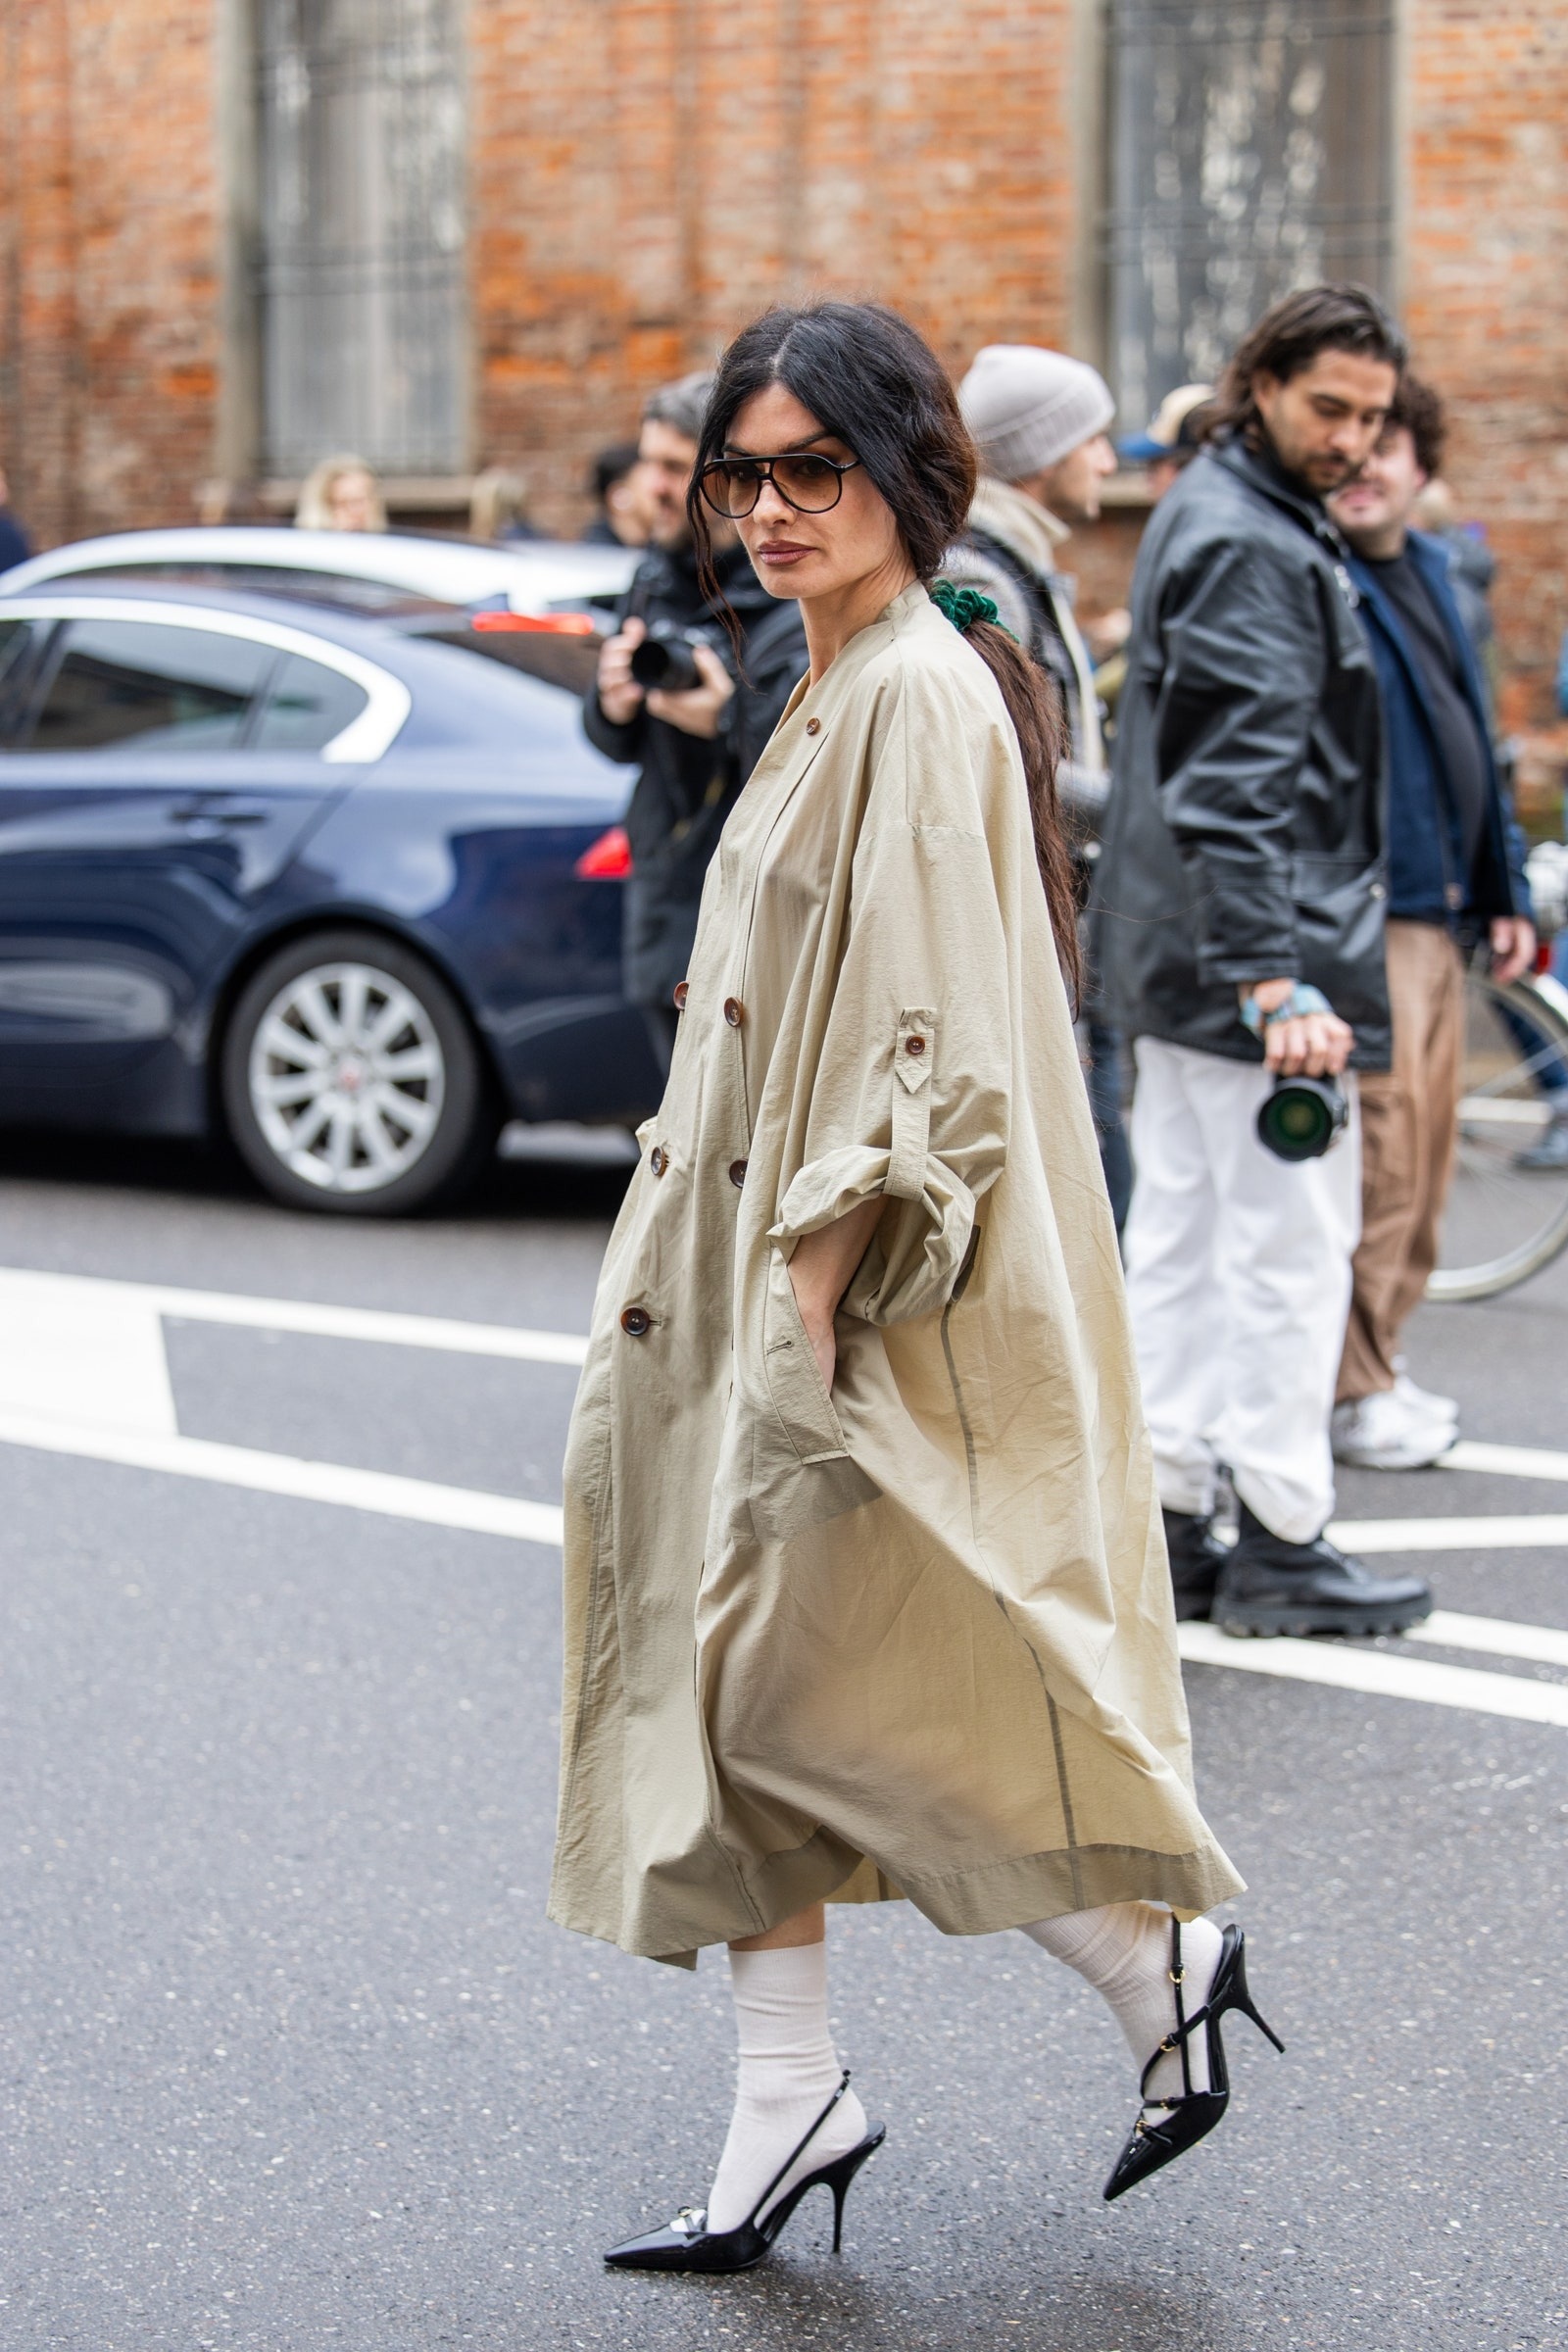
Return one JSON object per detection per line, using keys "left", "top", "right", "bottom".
{"left": 0, "top": 588, "right": 661, "bottom": 1211}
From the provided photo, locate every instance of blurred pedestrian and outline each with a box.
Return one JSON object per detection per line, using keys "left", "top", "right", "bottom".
{"left": 943, "top": 344, "right": 1132, "bottom": 1226}
{"left": 584, "top": 373, "right": 808, "bottom": 1070}
{"left": 1095, "top": 282, "right": 1433, "bottom": 1638}
{"left": 1327, "top": 377, "right": 1535, "bottom": 1466}
{"left": 1410, "top": 476, "right": 1499, "bottom": 694}
{"left": 1117, "top": 383, "right": 1216, "bottom": 501}
{"left": 555, "top": 300, "right": 1267, "bottom": 2278}
{"left": 469, "top": 466, "right": 549, "bottom": 544}
{"left": 0, "top": 466, "right": 31, "bottom": 573}
{"left": 294, "top": 456, "right": 386, "bottom": 533}
{"left": 580, "top": 441, "right": 652, "bottom": 547}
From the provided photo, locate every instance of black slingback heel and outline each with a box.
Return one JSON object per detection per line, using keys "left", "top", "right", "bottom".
{"left": 1102, "top": 1917, "right": 1284, "bottom": 2203}
{"left": 604, "top": 2072, "right": 885, "bottom": 2273}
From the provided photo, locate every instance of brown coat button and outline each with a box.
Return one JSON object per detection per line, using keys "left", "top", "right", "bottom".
{"left": 906, "top": 1034, "right": 927, "bottom": 1054}
{"left": 723, "top": 997, "right": 744, "bottom": 1027}
{"left": 619, "top": 1305, "right": 652, "bottom": 1337}
{"left": 672, "top": 980, "right": 689, "bottom": 1009}
{"left": 728, "top": 1159, "right": 748, "bottom": 1189}
{"left": 806, "top": 716, "right": 821, "bottom": 736}
{"left": 649, "top": 1146, "right": 665, "bottom": 1176}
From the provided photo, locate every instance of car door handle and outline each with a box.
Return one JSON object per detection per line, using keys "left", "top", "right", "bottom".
{"left": 172, "top": 804, "right": 267, "bottom": 826}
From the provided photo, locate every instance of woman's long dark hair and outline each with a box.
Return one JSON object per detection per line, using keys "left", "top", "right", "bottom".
{"left": 688, "top": 301, "right": 1081, "bottom": 1002}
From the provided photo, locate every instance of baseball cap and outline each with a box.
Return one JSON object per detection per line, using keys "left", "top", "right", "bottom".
{"left": 1117, "top": 383, "right": 1215, "bottom": 466}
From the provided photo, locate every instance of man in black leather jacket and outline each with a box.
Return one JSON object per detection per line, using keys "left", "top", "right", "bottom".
{"left": 585, "top": 373, "right": 808, "bottom": 1069}
{"left": 1095, "top": 284, "right": 1433, "bottom": 1642}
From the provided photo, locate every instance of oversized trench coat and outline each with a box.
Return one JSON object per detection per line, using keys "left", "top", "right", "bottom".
{"left": 549, "top": 582, "right": 1242, "bottom": 1968}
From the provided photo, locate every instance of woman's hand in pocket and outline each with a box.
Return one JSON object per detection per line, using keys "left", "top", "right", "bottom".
{"left": 784, "top": 1198, "right": 885, "bottom": 1396}
{"left": 799, "top": 1304, "right": 837, "bottom": 1396}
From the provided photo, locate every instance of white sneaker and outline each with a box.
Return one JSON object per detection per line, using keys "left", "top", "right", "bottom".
{"left": 1332, "top": 1388, "right": 1455, "bottom": 1470}
{"left": 1394, "top": 1368, "right": 1459, "bottom": 1427}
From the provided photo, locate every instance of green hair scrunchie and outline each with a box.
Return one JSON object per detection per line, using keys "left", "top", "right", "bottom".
{"left": 929, "top": 579, "right": 1016, "bottom": 642}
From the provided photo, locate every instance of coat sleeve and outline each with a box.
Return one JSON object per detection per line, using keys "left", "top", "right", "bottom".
{"left": 1152, "top": 539, "right": 1325, "bottom": 988}
{"left": 767, "top": 666, "right": 1017, "bottom": 1326}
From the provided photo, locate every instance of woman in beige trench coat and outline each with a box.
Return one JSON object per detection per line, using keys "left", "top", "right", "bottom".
{"left": 550, "top": 303, "right": 1280, "bottom": 2273}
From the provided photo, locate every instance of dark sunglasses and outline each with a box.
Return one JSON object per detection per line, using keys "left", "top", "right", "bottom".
{"left": 698, "top": 449, "right": 862, "bottom": 519}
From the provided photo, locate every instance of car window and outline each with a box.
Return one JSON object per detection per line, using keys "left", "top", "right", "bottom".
{"left": 25, "top": 619, "right": 275, "bottom": 754}
{"left": 0, "top": 616, "right": 31, "bottom": 681}
{"left": 251, "top": 653, "right": 369, "bottom": 751}
{"left": 0, "top": 618, "right": 40, "bottom": 745}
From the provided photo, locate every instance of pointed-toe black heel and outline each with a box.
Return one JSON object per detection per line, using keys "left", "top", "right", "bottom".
{"left": 1102, "top": 1917, "right": 1284, "bottom": 2204}
{"left": 604, "top": 2071, "right": 885, "bottom": 2273}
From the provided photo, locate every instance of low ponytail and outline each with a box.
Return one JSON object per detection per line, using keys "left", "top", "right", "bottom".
{"left": 924, "top": 580, "right": 1081, "bottom": 1004}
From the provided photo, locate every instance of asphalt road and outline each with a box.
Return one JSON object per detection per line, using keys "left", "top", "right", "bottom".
{"left": 0, "top": 1130, "right": 1563, "bottom": 2352}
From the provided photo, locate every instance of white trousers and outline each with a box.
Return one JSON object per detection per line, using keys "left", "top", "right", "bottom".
{"left": 1123, "top": 1038, "right": 1361, "bottom": 1544}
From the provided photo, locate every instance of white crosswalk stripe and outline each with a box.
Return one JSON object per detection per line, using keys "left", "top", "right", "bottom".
{"left": 2, "top": 1264, "right": 1563, "bottom": 1727}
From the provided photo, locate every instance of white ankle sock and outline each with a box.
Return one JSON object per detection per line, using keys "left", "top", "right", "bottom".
{"left": 705, "top": 1942, "right": 868, "bottom": 2233}
{"left": 1021, "top": 1901, "right": 1224, "bottom": 2105}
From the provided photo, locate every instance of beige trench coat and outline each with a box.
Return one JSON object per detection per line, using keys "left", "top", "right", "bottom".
{"left": 550, "top": 583, "right": 1242, "bottom": 1968}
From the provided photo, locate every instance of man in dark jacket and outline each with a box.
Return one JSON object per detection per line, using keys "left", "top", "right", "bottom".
{"left": 585, "top": 374, "right": 808, "bottom": 1068}
{"left": 1095, "top": 283, "right": 1432, "bottom": 1640}
{"left": 1327, "top": 376, "right": 1535, "bottom": 1466}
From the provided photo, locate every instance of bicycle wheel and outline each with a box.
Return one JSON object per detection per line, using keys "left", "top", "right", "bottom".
{"left": 1428, "top": 965, "right": 1568, "bottom": 1301}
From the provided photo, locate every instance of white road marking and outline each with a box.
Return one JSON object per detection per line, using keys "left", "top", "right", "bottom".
{"left": 1410, "top": 1609, "right": 1568, "bottom": 1671}
{"left": 0, "top": 1274, "right": 177, "bottom": 1435}
{"left": 0, "top": 1266, "right": 589, "bottom": 1368}
{"left": 4, "top": 1262, "right": 1567, "bottom": 1725}
{"left": 1328, "top": 1512, "right": 1568, "bottom": 1553}
{"left": 1441, "top": 1439, "right": 1568, "bottom": 1484}
{"left": 1177, "top": 1622, "right": 1568, "bottom": 1729}
{"left": 0, "top": 1406, "right": 565, "bottom": 1548}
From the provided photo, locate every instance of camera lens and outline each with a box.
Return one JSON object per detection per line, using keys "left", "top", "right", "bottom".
{"left": 1256, "top": 1074, "right": 1348, "bottom": 1162}
{"left": 629, "top": 627, "right": 703, "bottom": 694}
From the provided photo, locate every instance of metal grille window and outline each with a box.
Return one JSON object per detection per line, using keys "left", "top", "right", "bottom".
{"left": 1103, "top": 2, "right": 1395, "bottom": 430}
{"left": 258, "top": 0, "right": 467, "bottom": 477}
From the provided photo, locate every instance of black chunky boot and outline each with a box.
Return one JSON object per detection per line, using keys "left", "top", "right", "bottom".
{"left": 1214, "top": 1503, "right": 1432, "bottom": 1639}
{"left": 1160, "top": 1507, "right": 1228, "bottom": 1623}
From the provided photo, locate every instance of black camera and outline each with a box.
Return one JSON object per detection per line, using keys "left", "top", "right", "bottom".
{"left": 629, "top": 620, "right": 724, "bottom": 695}
{"left": 1256, "top": 1074, "right": 1348, "bottom": 1162}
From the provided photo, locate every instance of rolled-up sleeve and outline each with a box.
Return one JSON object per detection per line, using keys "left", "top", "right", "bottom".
{"left": 767, "top": 673, "right": 1015, "bottom": 1325}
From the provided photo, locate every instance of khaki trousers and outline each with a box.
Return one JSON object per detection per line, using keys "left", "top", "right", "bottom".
{"left": 1338, "top": 920, "right": 1464, "bottom": 1402}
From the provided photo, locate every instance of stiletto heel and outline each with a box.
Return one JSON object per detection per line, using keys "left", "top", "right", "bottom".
{"left": 604, "top": 2071, "right": 885, "bottom": 2272}
{"left": 1102, "top": 1918, "right": 1284, "bottom": 2203}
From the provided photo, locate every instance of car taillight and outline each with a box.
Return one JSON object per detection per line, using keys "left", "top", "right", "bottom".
{"left": 575, "top": 826, "right": 632, "bottom": 879}
{"left": 471, "top": 611, "right": 598, "bottom": 635}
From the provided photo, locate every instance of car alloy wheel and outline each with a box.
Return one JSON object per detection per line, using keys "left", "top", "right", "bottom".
{"left": 221, "top": 929, "right": 491, "bottom": 1214}
{"left": 248, "top": 959, "right": 446, "bottom": 1195}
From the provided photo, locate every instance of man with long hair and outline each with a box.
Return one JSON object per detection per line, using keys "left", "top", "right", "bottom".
{"left": 1095, "top": 284, "right": 1433, "bottom": 1640}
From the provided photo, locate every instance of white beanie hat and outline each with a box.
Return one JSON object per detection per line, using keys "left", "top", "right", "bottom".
{"left": 959, "top": 344, "right": 1116, "bottom": 480}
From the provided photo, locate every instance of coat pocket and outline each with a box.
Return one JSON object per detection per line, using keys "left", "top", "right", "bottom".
{"left": 762, "top": 1247, "right": 849, "bottom": 1463}
{"left": 751, "top": 1249, "right": 880, "bottom": 1543}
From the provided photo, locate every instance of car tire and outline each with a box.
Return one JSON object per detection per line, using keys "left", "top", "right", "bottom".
{"left": 220, "top": 929, "right": 493, "bottom": 1216}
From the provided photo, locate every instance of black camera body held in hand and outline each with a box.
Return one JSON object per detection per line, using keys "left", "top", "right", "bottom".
{"left": 629, "top": 619, "right": 730, "bottom": 696}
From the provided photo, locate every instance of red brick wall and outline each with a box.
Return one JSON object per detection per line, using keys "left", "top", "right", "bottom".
{"left": 1405, "top": 0, "right": 1568, "bottom": 769}
{"left": 1, "top": 0, "right": 1563, "bottom": 760}
{"left": 469, "top": 0, "right": 1077, "bottom": 524}
{"left": 0, "top": 0, "right": 219, "bottom": 548}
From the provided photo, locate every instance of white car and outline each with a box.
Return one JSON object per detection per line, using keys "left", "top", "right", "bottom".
{"left": 0, "top": 525, "right": 639, "bottom": 619}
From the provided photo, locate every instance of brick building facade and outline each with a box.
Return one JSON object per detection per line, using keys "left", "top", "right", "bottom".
{"left": 1, "top": 1, "right": 1564, "bottom": 768}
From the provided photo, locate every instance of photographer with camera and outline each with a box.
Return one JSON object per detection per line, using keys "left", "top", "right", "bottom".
{"left": 586, "top": 372, "right": 808, "bottom": 1067}
{"left": 1095, "top": 286, "right": 1434, "bottom": 1640}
